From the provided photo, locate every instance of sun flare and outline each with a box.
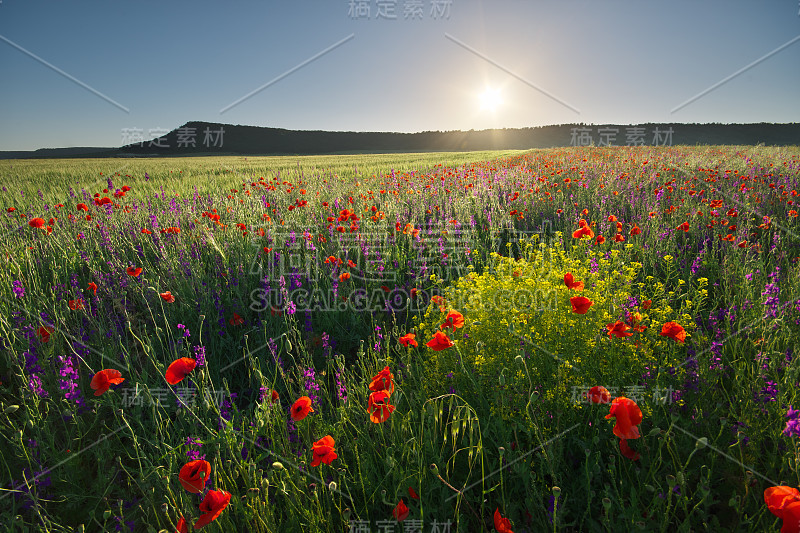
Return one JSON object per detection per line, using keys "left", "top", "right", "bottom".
{"left": 478, "top": 88, "right": 503, "bottom": 112}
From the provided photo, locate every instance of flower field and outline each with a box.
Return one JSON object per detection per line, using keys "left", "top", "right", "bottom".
{"left": 1, "top": 146, "right": 800, "bottom": 532}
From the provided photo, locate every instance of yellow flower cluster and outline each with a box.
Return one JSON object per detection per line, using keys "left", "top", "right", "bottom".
{"left": 413, "top": 239, "right": 691, "bottom": 422}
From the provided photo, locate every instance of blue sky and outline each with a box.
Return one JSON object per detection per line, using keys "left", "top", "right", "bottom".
{"left": 0, "top": 0, "right": 798, "bottom": 150}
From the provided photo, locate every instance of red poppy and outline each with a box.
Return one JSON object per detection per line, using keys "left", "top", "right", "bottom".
{"left": 393, "top": 499, "right": 409, "bottom": 522}
{"left": 76, "top": 203, "right": 89, "bottom": 212}
{"left": 367, "top": 391, "right": 396, "bottom": 423}
{"left": 440, "top": 310, "right": 465, "bottom": 330}
{"left": 630, "top": 225, "right": 641, "bottom": 236}
{"left": 90, "top": 369, "right": 125, "bottom": 396}
{"left": 160, "top": 291, "right": 175, "bottom": 303}
{"left": 494, "top": 508, "right": 513, "bottom": 533}
{"left": 339, "top": 272, "right": 351, "bottom": 282}
{"left": 410, "top": 288, "right": 418, "bottom": 299}
{"left": 369, "top": 366, "right": 395, "bottom": 395}
{"left": 605, "top": 397, "right": 643, "bottom": 440}
{"left": 607, "top": 215, "right": 617, "bottom": 222}
{"left": 614, "top": 233, "right": 625, "bottom": 243}
{"left": 6, "top": 207, "right": 15, "bottom": 212}
{"left": 87, "top": 282, "right": 97, "bottom": 295}
{"left": 570, "top": 296, "right": 593, "bottom": 314}
{"left": 765, "top": 486, "right": 800, "bottom": 532}
{"left": 640, "top": 299, "right": 652, "bottom": 310}
{"left": 228, "top": 313, "right": 244, "bottom": 326}
{"left": 563, "top": 273, "right": 584, "bottom": 291}
{"left": 175, "top": 516, "right": 188, "bottom": 533}
{"left": 37, "top": 325, "right": 54, "bottom": 343}
{"left": 399, "top": 333, "right": 418, "bottom": 347}
{"left": 431, "top": 295, "right": 447, "bottom": 311}
{"left": 619, "top": 438, "right": 640, "bottom": 461}
{"left": 572, "top": 225, "right": 594, "bottom": 239}
{"left": 660, "top": 322, "right": 687, "bottom": 344}
{"left": 141, "top": 228, "right": 152, "bottom": 234}
{"left": 426, "top": 331, "right": 454, "bottom": 351}
{"left": 595, "top": 235, "right": 606, "bottom": 245}
{"left": 194, "top": 489, "right": 231, "bottom": 530}
{"left": 68, "top": 299, "right": 85, "bottom": 310}
{"left": 588, "top": 385, "right": 611, "bottom": 404}
{"left": 291, "top": 396, "right": 314, "bottom": 421}
{"left": 310, "top": 435, "right": 337, "bottom": 467}
{"left": 28, "top": 218, "right": 45, "bottom": 229}
{"left": 606, "top": 321, "right": 633, "bottom": 339}
{"left": 408, "top": 487, "right": 420, "bottom": 500}
{"left": 270, "top": 389, "right": 279, "bottom": 404}
{"left": 126, "top": 266, "right": 143, "bottom": 277}
{"left": 165, "top": 357, "right": 196, "bottom": 385}
{"left": 179, "top": 460, "right": 211, "bottom": 493}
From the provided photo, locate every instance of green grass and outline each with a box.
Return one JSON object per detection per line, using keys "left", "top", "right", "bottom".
{"left": 0, "top": 146, "right": 799, "bottom": 532}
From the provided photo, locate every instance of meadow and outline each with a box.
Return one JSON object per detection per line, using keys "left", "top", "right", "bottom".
{"left": 1, "top": 146, "right": 799, "bottom": 532}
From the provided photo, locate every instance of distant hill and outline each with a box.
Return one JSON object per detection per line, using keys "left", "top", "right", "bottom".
{"left": 2, "top": 122, "right": 799, "bottom": 159}
{"left": 0, "top": 147, "right": 115, "bottom": 159}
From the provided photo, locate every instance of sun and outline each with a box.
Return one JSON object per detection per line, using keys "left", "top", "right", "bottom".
{"left": 478, "top": 88, "right": 503, "bottom": 112}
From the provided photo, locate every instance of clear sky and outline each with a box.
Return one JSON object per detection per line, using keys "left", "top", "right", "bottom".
{"left": 0, "top": 0, "right": 798, "bottom": 150}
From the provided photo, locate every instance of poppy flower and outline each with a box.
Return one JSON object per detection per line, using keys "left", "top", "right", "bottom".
{"left": 90, "top": 369, "right": 125, "bottom": 396}
{"left": 572, "top": 225, "right": 594, "bottom": 239}
{"left": 431, "top": 295, "right": 447, "bottom": 311}
{"left": 563, "top": 273, "right": 584, "bottom": 291}
{"left": 765, "top": 486, "right": 800, "bottom": 531}
{"left": 28, "top": 218, "right": 45, "bottom": 229}
{"left": 607, "top": 215, "right": 617, "bottom": 222}
{"left": 87, "top": 282, "right": 97, "bottom": 295}
{"left": 440, "top": 310, "right": 465, "bottom": 330}
{"left": 310, "top": 435, "right": 337, "bottom": 467}
{"left": 410, "top": 288, "right": 418, "bottom": 299}
{"left": 179, "top": 459, "right": 211, "bottom": 493}
{"left": 399, "top": 333, "right": 418, "bottom": 347}
{"left": 369, "top": 366, "right": 395, "bottom": 394}
{"left": 606, "top": 321, "right": 633, "bottom": 339}
{"left": 269, "top": 389, "right": 279, "bottom": 404}
{"left": 141, "top": 228, "right": 152, "bottom": 234}
{"left": 166, "top": 357, "right": 196, "bottom": 385}
{"left": 676, "top": 222, "right": 690, "bottom": 232}
{"left": 630, "top": 225, "right": 642, "bottom": 236}
{"left": 595, "top": 235, "right": 606, "bottom": 245}
{"left": 640, "top": 299, "right": 652, "bottom": 310}
{"left": 408, "top": 487, "right": 420, "bottom": 500}
{"left": 37, "top": 325, "right": 54, "bottom": 343}
{"left": 588, "top": 385, "right": 611, "bottom": 404}
{"left": 160, "top": 291, "right": 175, "bottom": 303}
{"left": 570, "top": 296, "right": 593, "bottom": 314}
{"left": 426, "top": 331, "right": 454, "bottom": 351}
{"left": 76, "top": 203, "right": 89, "bottom": 212}
{"left": 614, "top": 233, "right": 625, "bottom": 243}
{"left": 291, "top": 396, "right": 314, "bottom": 421}
{"left": 619, "top": 438, "right": 640, "bottom": 461}
{"left": 68, "top": 299, "right": 85, "bottom": 310}
{"left": 175, "top": 516, "right": 188, "bottom": 533}
{"left": 228, "top": 313, "right": 244, "bottom": 326}
{"left": 660, "top": 322, "right": 687, "bottom": 344}
{"left": 126, "top": 266, "right": 143, "bottom": 277}
{"left": 605, "top": 397, "right": 643, "bottom": 440}
{"left": 494, "top": 508, "right": 513, "bottom": 533}
{"left": 368, "top": 391, "right": 396, "bottom": 423}
{"left": 339, "top": 272, "right": 350, "bottom": 282}
{"left": 392, "top": 499, "right": 409, "bottom": 522}
{"left": 194, "top": 489, "right": 231, "bottom": 530}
